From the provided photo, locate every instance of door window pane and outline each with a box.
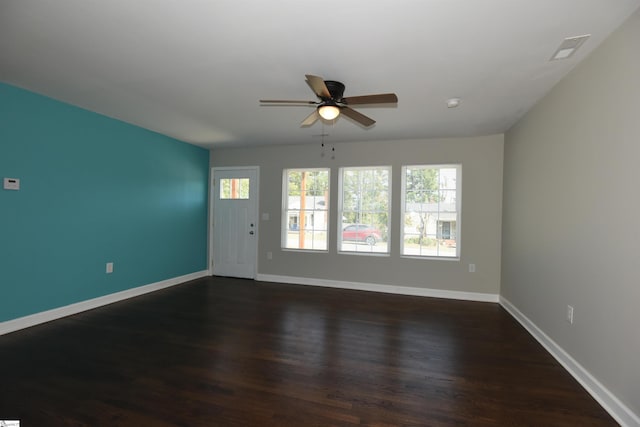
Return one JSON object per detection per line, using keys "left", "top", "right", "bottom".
{"left": 220, "top": 178, "right": 250, "bottom": 199}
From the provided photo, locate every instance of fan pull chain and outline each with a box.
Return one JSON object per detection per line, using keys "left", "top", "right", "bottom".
{"left": 318, "top": 120, "right": 335, "bottom": 159}
{"left": 320, "top": 122, "right": 326, "bottom": 158}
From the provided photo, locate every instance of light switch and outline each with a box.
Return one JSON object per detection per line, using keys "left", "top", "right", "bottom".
{"left": 3, "top": 178, "right": 20, "bottom": 190}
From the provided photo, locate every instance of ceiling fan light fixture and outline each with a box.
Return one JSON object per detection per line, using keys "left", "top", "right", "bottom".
{"left": 318, "top": 104, "right": 340, "bottom": 120}
{"left": 260, "top": 74, "right": 396, "bottom": 127}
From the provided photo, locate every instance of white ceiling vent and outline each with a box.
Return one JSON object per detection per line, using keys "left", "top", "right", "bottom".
{"left": 550, "top": 35, "right": 591, "bottom": 61}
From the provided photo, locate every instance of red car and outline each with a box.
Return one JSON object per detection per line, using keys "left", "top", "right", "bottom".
{"left": 342, "top": 224, "right": 382, "bottom": 246}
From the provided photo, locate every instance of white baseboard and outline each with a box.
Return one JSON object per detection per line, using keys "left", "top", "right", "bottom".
{"left": 500, "top": 296, "right": 640, "bottom": 427}
{"left": 0, "top": 270, "right": 210, "bottom": 336}
{"left": 256, "top": 274, "right": 499, "bottom": 303}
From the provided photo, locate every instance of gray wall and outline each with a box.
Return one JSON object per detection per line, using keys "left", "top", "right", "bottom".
{"left": 502, "top": 9, "right": 640, "bottom": 417}
{"left": 212, "top": 135, "right": 503, "bottom": 296}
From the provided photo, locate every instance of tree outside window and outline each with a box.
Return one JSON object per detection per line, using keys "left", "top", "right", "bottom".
{"left": 339, "top": 167, "right": 390, "bottom": 254}
{"left": 219, "top": 178, "right": 250, "bottom": 199}
{"left": 402, "top": 165, "right": 460, "bottom": 258}
{"left": 282, "top": 169, "right": 329, "bottom": 250}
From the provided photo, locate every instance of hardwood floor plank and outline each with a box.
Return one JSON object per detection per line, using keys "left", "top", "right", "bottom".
{"left": 0, "top": 277, "right": 617, "bottom": 426}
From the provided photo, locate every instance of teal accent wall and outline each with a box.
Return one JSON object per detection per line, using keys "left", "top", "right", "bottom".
{"left": 0, "top": 83, "right": 210, "bottom": 322}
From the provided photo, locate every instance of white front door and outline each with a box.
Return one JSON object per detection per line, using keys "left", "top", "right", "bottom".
{"left": 211, "top": 167, "right": 258, "bottom": 278}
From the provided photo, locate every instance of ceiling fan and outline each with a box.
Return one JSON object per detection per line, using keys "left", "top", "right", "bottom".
{"left": 260, "top": 74, "right": 398, "bottom": 127}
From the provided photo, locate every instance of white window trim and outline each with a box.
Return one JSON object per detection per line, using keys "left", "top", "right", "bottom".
{"left": 337, "top": 166, "right": 392, "bottom": 256}
{"left": 281, "top": 168, "right": 330, "bottom": 252}
{"left": 400, "top": 164, "right": 461, "bottom": 260}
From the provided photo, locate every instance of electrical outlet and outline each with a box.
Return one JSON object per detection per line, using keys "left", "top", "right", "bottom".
{"left": 106, "top": 262, "right": 114, "bottom": 274}
{"left": 267, "top": 251, "right": 273, "bottom": 260}
{"left": 469, "top": 263, "right": 476, "bottom": 273}
{"left": 566, "top": 305, "right": 574, "bottom": 324}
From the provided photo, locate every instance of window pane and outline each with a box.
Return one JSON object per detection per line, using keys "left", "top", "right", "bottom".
{"left": 219, "top": 178, "right": 250, "bottom": 199}
{"left": 402, "top": 165, "right": 459, "bottom": 258}
{"left": 339, "top": 167, "right": 390, "bottom": 254}
{"left": 283, "top": 169, "right": 329, "bottom": 251}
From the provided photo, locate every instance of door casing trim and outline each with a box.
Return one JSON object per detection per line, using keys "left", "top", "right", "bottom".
{"left": 209, "top": 166, "right": 260, "bottom": 279}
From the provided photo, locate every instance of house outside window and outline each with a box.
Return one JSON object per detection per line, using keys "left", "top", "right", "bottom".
{"left": 338, "top": 166, "right": 391, "bottom": 254}
{"left": 282, "top": 169, "right": 329, "bottom": 250}
{"left": 401, "top": 165, "right": 460, "bottom": 258}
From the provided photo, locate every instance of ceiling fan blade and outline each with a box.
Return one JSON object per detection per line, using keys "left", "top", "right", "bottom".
{"left": 301, "top": 109, "right": 320, "bottom": 126}
{"left": 342, "top": 93, "right": 398, "bottom": 105}
{"left": 341, "top": 107, "right": 376, "bottom": 127}
{"left": 260, "top": 99, "right": 317, "bottom": 104}
{"left": 305, "top": 74, "right": 331, "bottom": 99}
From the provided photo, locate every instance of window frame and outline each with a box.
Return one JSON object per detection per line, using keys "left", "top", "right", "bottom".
{"left": 281, "top": 168, "right": 330, "bottom": 252}
{"left": 337, "top": 166, "right": 392, "bottom": 256}
{"left": 400, "top": 164, "right": 461, "bottom": 260}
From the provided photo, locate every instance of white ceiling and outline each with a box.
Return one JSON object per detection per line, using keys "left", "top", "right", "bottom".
{"left": 1, "top": 0, "right": 639, "bottom": 149}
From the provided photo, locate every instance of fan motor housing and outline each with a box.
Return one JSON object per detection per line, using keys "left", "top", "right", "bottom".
{"left": 324, "top": 80, "right": 345, "bottom": 100}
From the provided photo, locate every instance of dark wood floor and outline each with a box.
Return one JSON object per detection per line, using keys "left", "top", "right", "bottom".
{"left": 0, "top": 277, "right": 616, "bottom": 426}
